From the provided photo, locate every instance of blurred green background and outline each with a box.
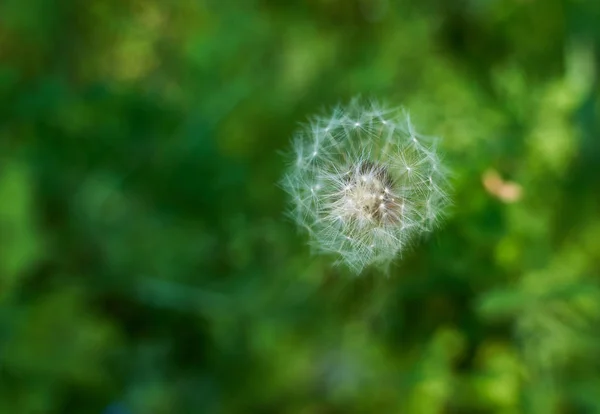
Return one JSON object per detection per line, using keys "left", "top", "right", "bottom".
{"left": 1, "top": 0, "right": 600, "bottom": 413}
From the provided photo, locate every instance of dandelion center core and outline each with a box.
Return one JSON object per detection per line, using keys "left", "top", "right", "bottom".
{"left": 331, "top": 161, "right": 398, "bottom": 225}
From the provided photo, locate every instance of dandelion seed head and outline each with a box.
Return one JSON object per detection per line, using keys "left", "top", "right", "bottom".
{"left": 282, "top": 98, "right": 451, "bottom": 273}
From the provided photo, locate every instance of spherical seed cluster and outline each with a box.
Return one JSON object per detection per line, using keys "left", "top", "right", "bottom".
{"left": 282, "top": 99, "right": 450, "bottom": 273}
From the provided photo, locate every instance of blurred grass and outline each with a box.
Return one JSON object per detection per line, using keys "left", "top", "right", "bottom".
{"left": 1, "top": 0, "right": 600, "bottom": 413}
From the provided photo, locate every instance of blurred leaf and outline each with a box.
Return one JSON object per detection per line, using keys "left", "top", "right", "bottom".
{"left": 0, "top": 161, "right": 41, "bottom": 300}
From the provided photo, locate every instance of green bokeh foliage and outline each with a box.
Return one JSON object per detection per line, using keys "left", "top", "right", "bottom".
{"left": 1, "top": 0, "right": 600, "bottom": 413}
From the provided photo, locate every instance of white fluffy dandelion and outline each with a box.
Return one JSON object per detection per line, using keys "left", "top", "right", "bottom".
{"left": 282, "top": 98, "right": 450, "bottom": 273}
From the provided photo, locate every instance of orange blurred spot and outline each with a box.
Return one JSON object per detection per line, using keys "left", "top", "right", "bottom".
{"left": 482, "top": 169, "right": 522, "bottom": 203}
